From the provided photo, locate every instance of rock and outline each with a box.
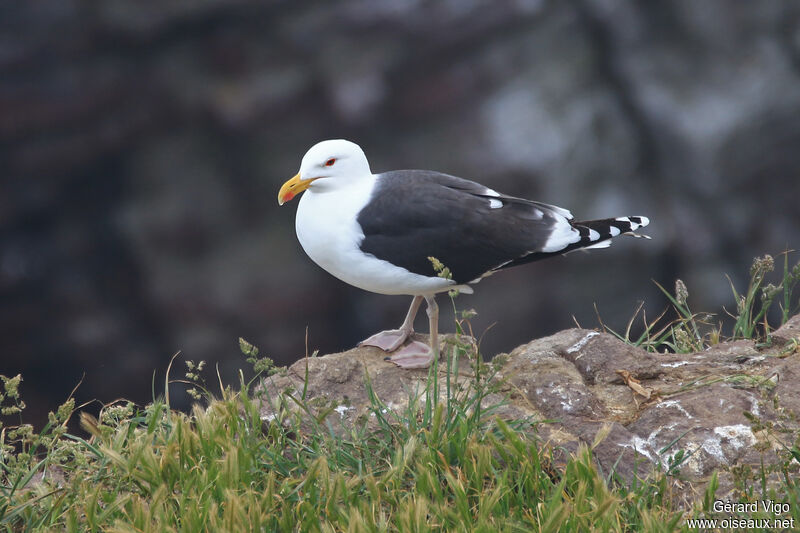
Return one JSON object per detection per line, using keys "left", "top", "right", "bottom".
{"left": 772, "top": 312, "right": 800, "bottom": 347}
{"left": 256, "top": 314, "right": 800, "bottom": 507}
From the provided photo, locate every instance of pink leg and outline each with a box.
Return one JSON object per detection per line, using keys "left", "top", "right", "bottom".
{"left": 360, "top": 295, "right": 423, "bottom": 351}
{"left": 386, "top": 295, "right": 439, "bottom": 369}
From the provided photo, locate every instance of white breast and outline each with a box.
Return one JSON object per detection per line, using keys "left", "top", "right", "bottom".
{"left": 295, "top": 176, "right": 455, "bottom": 296}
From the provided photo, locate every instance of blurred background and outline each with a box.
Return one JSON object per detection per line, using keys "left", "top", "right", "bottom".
{"left": 2, "top": 0, "right": 799, "bottom": 428}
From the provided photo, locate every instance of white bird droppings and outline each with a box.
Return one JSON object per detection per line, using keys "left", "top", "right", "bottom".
{"left": 566, "top": 331, "right": 600, "bottom": 354}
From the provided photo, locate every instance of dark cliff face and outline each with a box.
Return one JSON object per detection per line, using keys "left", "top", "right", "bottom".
{"left": 2, "top": 0, "right": 800, "bottom": 424}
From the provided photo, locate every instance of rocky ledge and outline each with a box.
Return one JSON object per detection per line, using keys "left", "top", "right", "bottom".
{"left": 257, "top": 314, "right": 800, "bottom": 506}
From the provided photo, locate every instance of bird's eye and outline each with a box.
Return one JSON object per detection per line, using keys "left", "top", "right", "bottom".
{"left": 325, "top": 158, "right": 336, "bottom": 167}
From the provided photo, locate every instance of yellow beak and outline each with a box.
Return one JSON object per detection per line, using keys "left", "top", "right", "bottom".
{"left": 278, "top": 173, "right": 317, "bottom": 205}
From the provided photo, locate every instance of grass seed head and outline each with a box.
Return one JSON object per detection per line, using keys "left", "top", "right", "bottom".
{"left": 674, "top": 279, "right": 689, "bottom": 306}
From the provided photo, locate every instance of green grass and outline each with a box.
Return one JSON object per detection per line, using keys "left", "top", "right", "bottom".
{"left": 1, "top": 348, "right": 687, "bottom": 532}
{"left": 599, "top": 251, "right": 800, "bottom": 354}
{"left": 2, "top": 252, "right": 799, "bottom": 531}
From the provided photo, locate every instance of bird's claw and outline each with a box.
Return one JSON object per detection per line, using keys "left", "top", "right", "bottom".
{"left": 359, "top": 329, "right": 412, "bottom": 352}
{"left": 385, "top": 340, "right": 435, "bottom": 369}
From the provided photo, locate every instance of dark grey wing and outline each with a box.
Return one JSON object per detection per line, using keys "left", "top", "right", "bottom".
{"left": 355, "top": 170, "right": 578, "bottom": 284}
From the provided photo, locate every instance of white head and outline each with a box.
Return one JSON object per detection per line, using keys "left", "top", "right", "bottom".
{"left": 278, "top": 139, "right": 372, "bottom": 205}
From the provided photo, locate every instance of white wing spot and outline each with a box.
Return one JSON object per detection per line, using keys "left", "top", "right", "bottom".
{"left": 588, "top": 229, "right": 600, "bottom": 241}
{"left": 609, "top": 226, "right": 621, "bottom": 237}
{"left": 541, "top": 219, "right": 580, "bottom": 252}
{"left": 484, "top": 188, "right": 500, "bottom": 197}
{"left": 543, "top": 203, "right": 573, "bottom": 220}
{"left": 488, "top": 198, "right": 502, "bottom": 209}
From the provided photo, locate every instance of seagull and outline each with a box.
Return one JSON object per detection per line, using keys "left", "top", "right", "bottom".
{"left": 278, "top": 139, "right": 649, "bottom": 369}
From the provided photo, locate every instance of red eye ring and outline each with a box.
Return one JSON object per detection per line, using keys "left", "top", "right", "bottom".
{"left": 325, "top": 158, "right": 336, "bottom": 167}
